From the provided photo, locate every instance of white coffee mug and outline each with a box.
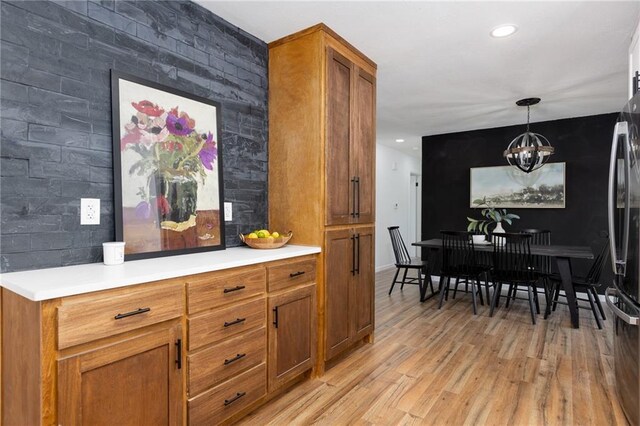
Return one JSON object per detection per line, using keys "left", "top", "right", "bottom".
{"left": 103, "top": 242, "right": 126, "bottom": 265}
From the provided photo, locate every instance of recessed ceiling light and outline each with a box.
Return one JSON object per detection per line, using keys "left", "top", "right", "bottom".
{"left": 490, "top": 24, "right": 518, "bottom": 38}
{"left": 395, "top": 138, "right": 405, "bottom": 143}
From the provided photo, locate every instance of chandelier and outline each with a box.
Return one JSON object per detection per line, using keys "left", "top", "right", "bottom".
{"left": 504, "top": 97, "right": 554, "bottom": 173}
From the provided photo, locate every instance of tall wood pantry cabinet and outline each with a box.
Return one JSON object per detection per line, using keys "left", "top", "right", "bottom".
{"left": 268, "top": 24, "right": 377, "bottom": 370}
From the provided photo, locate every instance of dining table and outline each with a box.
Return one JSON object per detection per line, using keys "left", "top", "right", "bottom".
{"left": 412, "top": 238, "right": 594, "bottom": 329}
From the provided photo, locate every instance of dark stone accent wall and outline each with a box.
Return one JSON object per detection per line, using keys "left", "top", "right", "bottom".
{"left": 421, "top": 113, "right": 619, "bottom": 288}
{"left": 0, "top": 0, "right": 268, "bottom": 272}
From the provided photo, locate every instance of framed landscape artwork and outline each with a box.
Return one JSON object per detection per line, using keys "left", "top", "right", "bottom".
{"left": 111, "top": 71, "right": 225, "bottom": 260}
{"left": 470, "top": 163, "right": 565, "bottom": 209}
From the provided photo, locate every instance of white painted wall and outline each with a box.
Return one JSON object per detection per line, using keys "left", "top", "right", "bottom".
{"left": 375, "top": 144, "right": 421, "bottom": 271}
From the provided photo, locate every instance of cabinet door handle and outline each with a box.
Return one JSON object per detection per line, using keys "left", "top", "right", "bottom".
{"left": 351, "top": 234, "right": 356, "bottom": 276}
{"left": 175, "top": 339, "right": 182, "bottom": 370}
{"left": 351, "top": 177, "right": 357, "bottom": 217}
{"left": 273, "top": 307, "right": 279, "bottom": 328}
{"left": 224, "top": 317, "right": 246, "bottom": 327}
{"left": 355, "top": 177, "right": 360, "bottom": 218}
{"left": 289, "top": 271, "right": 305, "bottom": 278}
{"left": 114, "top": 307, "right": 150, "bottom": 320}
{"left": 224, "top": 392, "right": 246, "bottom": 406}
{"left": 223, "top": 285, "right": 246, "bottom": 293}
{"left": 355, "top": 233, "right": 360, "bottom": 274}
{"left": 224, "top": 353, "right": 247, "bottom": 365}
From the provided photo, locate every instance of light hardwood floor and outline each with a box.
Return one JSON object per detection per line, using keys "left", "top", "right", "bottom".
{"left": 238, "top": 268, "right": 628, "bottom": 425}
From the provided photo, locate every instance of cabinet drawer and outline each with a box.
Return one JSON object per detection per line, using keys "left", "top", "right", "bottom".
{"left": 57, "top": 282, "right": 183, "bottom": 350}
{"left": 268, "top": 258, "right": 316, "bottom": 292}
{"left": 187, "top": 267, "right": 266, "bottom": 314}
{"left": 188, "top": 327, "right": 266, "bottom": 396}
{"left": 188, "top": 363, "right": 266, "bottom": 425}
{"left": 188, "top": 298, "right": 266, "bottom": 351}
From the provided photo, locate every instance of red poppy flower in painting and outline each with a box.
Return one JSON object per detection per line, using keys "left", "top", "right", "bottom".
{"left": 131, "top": 100, "right": 164, "bottom": 117}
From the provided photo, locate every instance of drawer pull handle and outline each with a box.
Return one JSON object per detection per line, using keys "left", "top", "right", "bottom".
{"left": 224, "top": 317, "right": 246, "bottom": 327}
{"left": 223, "top": 285, "right": 246, "bottom": 293}
{"left": 114, "top": 307, "right": 150, "bottom": 320}
{"left": 224, "top": 353, "right": 246, "bottom": 365}
{"left": 289, "top": 271, "right": 305, "bottom": 278}
{"left": 224, "top": 391, "right": 246, "bottom": 406}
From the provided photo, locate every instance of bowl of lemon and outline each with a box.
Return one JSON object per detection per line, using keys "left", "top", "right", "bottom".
{"left": 239, "top": 229, "right": 293, "bottom": 249}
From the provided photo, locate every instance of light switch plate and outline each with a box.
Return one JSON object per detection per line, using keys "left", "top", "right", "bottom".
{"left": 81, "top": 198, "right": 100, "bottom": 225}
{"left": 224, "top": 202, "right": 232, "bottom": 221}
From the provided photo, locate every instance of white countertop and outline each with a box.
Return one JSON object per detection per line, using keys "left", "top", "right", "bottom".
{"left": 0, "top": 245, "right": 321, "bottom": 302}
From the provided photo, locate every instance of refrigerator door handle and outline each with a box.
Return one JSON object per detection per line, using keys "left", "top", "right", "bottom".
{"left": 606, "top": 287, "right": 639, "bottom": 326}
{"left": 608, "top": 121, "right": 630, "bottom": 275}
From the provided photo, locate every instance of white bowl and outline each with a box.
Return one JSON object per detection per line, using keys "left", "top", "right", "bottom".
{"left": 471, "top": 235, "right": 486, "bottom": 244}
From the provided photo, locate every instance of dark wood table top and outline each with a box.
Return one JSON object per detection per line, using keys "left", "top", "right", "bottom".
{"left": 412, "top": 238, "right": 594, "bottom": 259}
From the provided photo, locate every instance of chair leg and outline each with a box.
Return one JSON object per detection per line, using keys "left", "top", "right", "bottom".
{"left": 476, "top": 277, "right": 484, "bottom": 306}
{"left": 495, "top": 282, "right": 503, "bottom": 308}
{"left": 471, "top": 279, "right": 478, "bottom": 315}
{"left": 533, "top": 285, "right": 540, "bottom": 314}
{"left": 400, "top": 269, "right": 409, "bottom": 290}
{"left": 592, "top": 287, "right": 606, "bottom": 321}
{"left": 438, "top": 276, "right": 448, "bottom": 309}
{"left": 586, "top": 288, "right": 603, "bottom": 329}
{"left": 506, "top": 284, "right": 514, "bottom": 308}
{"left": 484, "top": 274, "right": 491, "bottom": 306}
{"left": 543, "top": 279, "right": 552, "bottom": 320}
{"left": 527, "top": 285, "right": 537, "bottom": 325}
{"left": 552, "top": 283, "right": 560, "bottom": 312}
{"left": 490, "top": 281, "right": 500, "bottom": 317}
{"left": 418, "top": 271, "right": 425, "bottom": 302}
{"left": 428, "top": 274, "right": 435, "bottom": 295}
{"left": 453, "top": 277, "right": 460, "bottom": 299}
{"left": 389, "top": 268, "right": 401, "bottom": 296}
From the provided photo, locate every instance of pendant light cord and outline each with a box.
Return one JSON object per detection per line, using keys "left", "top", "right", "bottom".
{"left": 526, "top": 105, "right": 531, "bottom": 133}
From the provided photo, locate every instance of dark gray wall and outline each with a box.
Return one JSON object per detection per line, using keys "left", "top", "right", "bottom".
{"left": 421, "top": 113, "right": 619, "bottom": 284}
{"left": 0, "top": 0, "right": 268, "bottom": 272}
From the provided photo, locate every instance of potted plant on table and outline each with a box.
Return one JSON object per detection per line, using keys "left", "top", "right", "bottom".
{"left": 467, "top": 197, "right": 520, "bottom": 239}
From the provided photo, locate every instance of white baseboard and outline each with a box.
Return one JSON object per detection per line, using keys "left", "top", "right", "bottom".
{"left": 376, "top": 264, "right": 395, "bottom": 273}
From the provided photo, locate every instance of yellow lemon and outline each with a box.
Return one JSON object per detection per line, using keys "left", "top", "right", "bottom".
{"left": 266, "top": 236, "right": 275, "bottom": 242}
{"left": 258, "top": 229, "right": 270, "bottom": 237}
{"left": 271, "top": 231, "right": 280, "bottom": 239}
{"left": 246, "top": 232, "right": 258, "bottom": 239}
{"left": 256, "top": 230, "right": 267, "bottom": 238}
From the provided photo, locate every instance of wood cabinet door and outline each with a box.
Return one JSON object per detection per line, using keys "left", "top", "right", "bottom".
{"left": 324, "top": 229, "right": 354, "bottom": 360}
{"left": 326, "top": 47, "right": 353, "bottom": 226}
{"left": 268, "top": 284, "right": 316, "bottom": 391}
{"left": 58, "top": 324, "right": 183, "bottom": 426}
{"left": 351, "top": 227, "right": 375, "bottom": 340}
{"left": 352, "top": 67, "right": 376, "bottom": 224}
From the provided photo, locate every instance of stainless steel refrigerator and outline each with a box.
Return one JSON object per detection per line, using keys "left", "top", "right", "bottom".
{"left": 607, "top": 91, "right": 640, "bottom": 426}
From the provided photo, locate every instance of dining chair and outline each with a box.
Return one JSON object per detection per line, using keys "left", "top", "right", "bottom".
{"left": 517, "top": 229, "right": 552, "bottom": 313}
{"left": 545, "top": 233, "right": 610, "bottom": 329}
{"left": 489, "top": 233, "right": 543, "bottom": 324}
{"left": 387, "top": 226, "right": 434, "bottom": 298}
{"left": 439, "top": 231, "right": 490, "bottom": 315}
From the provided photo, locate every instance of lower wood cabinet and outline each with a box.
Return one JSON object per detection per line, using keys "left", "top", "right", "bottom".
{"left": 57, "top": 324, "right": 183, "bottom": 426}
{"left": 1, "top": 252, "right": 319, "bottom": 426}
{"left": 325, "top": 226, "right": 374, "bottom": 361}
{"left": 268, "top": 283, "right": 316, "bottom": 391}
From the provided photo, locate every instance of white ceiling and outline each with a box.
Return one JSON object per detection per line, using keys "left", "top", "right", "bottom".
{"left": 196, "top": 1, "right": 640, "bottom": 157}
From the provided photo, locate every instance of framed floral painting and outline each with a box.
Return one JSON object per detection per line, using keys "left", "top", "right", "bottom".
{"left": 111, "top": 71, "right": 225, "bottom": 260}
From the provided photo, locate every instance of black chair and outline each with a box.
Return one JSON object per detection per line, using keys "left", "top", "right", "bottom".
{"left": 546, "top": 234, "right": 610, "bottom": 329}
{"left": 489, "top": 233, "right": 544, "bottom": 324}
{"left": 439, "top": 231, "right": 490, "bottom": 315}
{"left": 388, "top": 226, "right": 434, "bottom": 299}
{"left": 517, "top": 229, "right": 552, "bottom": 313}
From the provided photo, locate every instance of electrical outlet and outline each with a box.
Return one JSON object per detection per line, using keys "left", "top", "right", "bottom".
{"left": 81, "top": 198, "right": 100, "bottom": 225}
{"left": 224, "top": 202, "right": 233, "bottom": 222}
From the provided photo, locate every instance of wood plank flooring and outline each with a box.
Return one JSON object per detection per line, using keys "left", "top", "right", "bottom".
{"left": 238, "top": 269, "right": 629, "bottom": 425}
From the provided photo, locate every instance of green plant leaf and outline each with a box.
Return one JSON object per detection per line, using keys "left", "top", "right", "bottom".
{"left": 504, "top": 218, "right": 512, "bottom": 225}
{"left": 467, "top": 217, "right": 477, "bottom": 222}
{"left": 467, "top": 222, "right": 475, "bottom": 232}
{"left": 494, "top": 211, "right": 502, "bottom": 222}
